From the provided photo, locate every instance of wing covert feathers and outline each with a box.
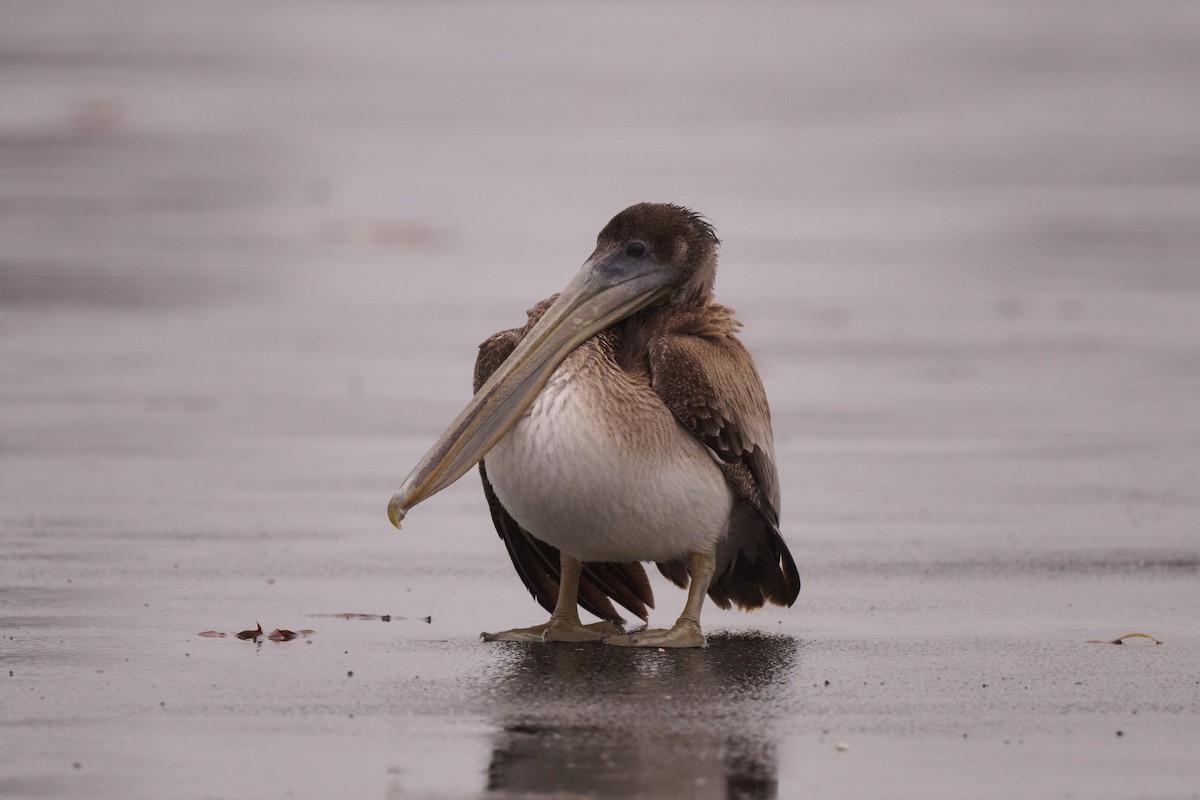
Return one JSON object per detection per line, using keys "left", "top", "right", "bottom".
{"left": 647, "top": 303, "right": 800, "bottom": 610}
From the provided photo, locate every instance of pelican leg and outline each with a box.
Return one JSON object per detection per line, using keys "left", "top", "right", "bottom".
{"left": 481, "top": 554, "right": 624, "bottom": 643}
{"left": 605, "top": 549, "right": 714, "bottom": 649}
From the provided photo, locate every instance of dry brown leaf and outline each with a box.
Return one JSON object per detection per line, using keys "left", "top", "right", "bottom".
{"left": 236, "top": 622, "right": 263, "bottom": 640}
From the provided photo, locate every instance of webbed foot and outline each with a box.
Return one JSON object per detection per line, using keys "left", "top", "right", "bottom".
{"left": 603, "top": 618, "right": 707, "bottom": 649}
{"left": 481, "top": 617, "right": 623, "bottom": 643}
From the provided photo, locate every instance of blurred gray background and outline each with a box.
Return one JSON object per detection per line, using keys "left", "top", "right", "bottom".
{"left": 2, "top": 2, "right": 1198, "bottom": 799}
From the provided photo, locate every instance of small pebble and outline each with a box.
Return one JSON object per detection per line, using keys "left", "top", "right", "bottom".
{"left": 836, "top": 742, "right": 849, "bottom": 752}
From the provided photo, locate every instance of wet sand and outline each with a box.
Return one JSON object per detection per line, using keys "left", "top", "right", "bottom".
{"left": 2, "top": 2, "right": 1199, "bottom": 798}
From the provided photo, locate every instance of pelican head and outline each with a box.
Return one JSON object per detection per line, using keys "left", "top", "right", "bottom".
{"left": 388, "top": 203, "right": 720, "bottom": 527}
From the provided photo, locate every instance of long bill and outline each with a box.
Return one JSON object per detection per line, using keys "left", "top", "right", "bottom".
{"left": 387, "top": 252, "right": 676, "bottom": 528}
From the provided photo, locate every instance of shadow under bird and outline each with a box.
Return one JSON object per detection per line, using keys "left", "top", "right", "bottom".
{"left": 388, "top": 203, "right": 799, "bottom": 648}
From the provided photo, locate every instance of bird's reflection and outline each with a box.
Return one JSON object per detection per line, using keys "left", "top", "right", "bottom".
{"left": 477, "top": 632, "right": 798, "bottom": 799}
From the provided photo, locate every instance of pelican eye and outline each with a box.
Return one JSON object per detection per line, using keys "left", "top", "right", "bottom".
{"left": 626, "top": 241, "right": 647, "bottom": 258}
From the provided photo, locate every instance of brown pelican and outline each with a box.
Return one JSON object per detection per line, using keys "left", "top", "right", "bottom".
{"left": 388, "top": 203, "right": 799, "bottom": 648}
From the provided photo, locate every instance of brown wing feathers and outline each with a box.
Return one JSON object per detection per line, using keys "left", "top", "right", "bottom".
{"left": 647, "top": 305, "right": 800, "bottom": 611}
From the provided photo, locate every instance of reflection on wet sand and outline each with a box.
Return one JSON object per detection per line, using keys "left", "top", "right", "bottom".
{"left": 478, "top": 633, "right": 798, "bottom": 799}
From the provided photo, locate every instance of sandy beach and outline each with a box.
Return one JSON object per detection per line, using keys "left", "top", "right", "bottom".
{"left": 2, "top": 2, "right": 1198, "bottom": 798}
